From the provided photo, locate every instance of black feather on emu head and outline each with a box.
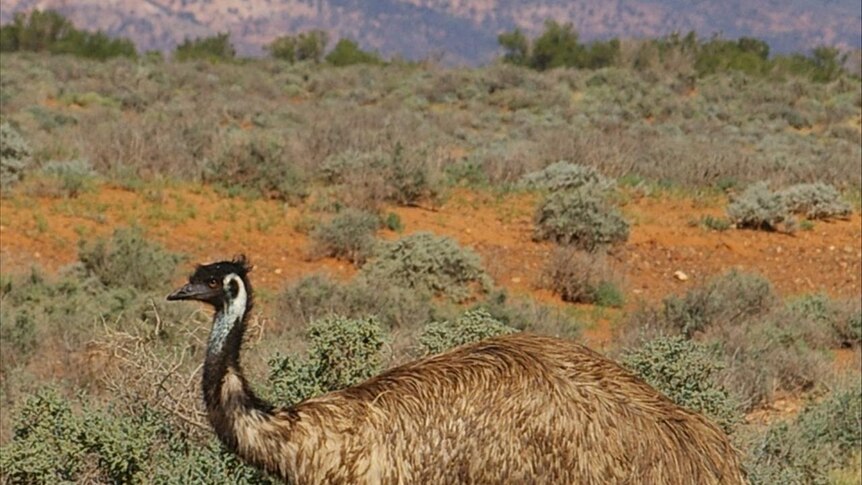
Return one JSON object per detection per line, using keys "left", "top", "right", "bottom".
{"left": 167, "top": 255, "right": 253, "bottom": 310}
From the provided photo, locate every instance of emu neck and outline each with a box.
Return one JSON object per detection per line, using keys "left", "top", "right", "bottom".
{"left": 202, "top": 296, "right": 275, "bottom": 455}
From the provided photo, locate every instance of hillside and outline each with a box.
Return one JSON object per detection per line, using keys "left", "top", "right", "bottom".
{"left": 2, "top": 0, "right": 861, "bottom": 63}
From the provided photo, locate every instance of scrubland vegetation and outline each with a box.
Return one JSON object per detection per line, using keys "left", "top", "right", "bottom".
{"left": 1, "top": 10, "right": 861, "bottom": 484}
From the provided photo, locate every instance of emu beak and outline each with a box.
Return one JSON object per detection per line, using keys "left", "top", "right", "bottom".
{"left": 167, "top": 282, "right": 216, "bottom": 301}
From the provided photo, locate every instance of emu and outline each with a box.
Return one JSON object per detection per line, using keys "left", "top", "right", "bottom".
{"left": 168, "top": 256, "right": 745, "bottom": 484}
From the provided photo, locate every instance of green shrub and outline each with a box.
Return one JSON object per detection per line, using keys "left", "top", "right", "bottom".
{"left": 744, "top": 380, "right": 862, "bottom": 484}
{"left": 0, "top": 388, "right": 273, "bottom": 484}
{"left": 539, "top": 247, "right": 623, "bottom": 307}
{"left": 0, "top": 9, "right": 136, "bottom": 60}
{"left": 384, "top": 212, "right": 403, "bottom": 232}
{"left": 318, "top": 146, "right": 441, "bottom": 210}
{"left": 845, "top": 310, "right": 862, "bottom": 346}
{"left": 621, "top": 337, "right": 740, "bottom": 433}
{"left": 360, "top": 232, "right": 492, "bottom": 303}
{"left": 78, "top": 226, "right": 182, "bottom": 291}
{"left": 384, "top": 143, "right": 439, "bottom": 207}
{"left": 663, "top": 270, "right": 775, "bottom": 338}
{"left": 310, "top": 209, "right": 380, "bottom": 265}
{"left": 714, "top": 316, "right": 831, "bottom": 409}
{"left": 267, "top": 316, "right": 386, "bottom": 406}
{"left": 533, "top": 187, "right": 629, "bottom": 251}
{"left": 779, "top": 183, "right": 851, "bottom": 220}
{"left": 727, "top": 182, "right": 789, "bottom": 230}
{"left": 419, "top": 309, "right": 516, "bottom": 355}
{"left": 519, "top": 161, "right": 613, "bottom": 192}
{"left": 0, "top": 122, "right": 32, "bottom": 192}
{"left": 277, "top": 274, "right": 434, "bottom": 330}
{"left": 207, "top": 132, "right": 309, "bottom": 202}
{"left": 700, "top": 215, "right": 732, "bottom": 231}
{"left": 326, "top": 39, "right": 383, "bottom": 66}
{"left": 783, "top": 294, "right": 862, "bottom": 348}
{"left": 266, "top": 30, "right": 328, "bottom": 63}
{"left": 174, "top": 33, "right": 235, "bottom": 62}
{"left": 38, "top": 159, "right": 97, "bottom": 197}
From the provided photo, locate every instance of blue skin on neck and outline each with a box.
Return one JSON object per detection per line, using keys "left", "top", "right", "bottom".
{"left": 209, "top": 275, "right": 247, "bottom": 357}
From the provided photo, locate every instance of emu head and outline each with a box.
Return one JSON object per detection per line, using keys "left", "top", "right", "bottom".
{"left": 167, "top": 255, "right": 253, "bottom": 311}
{"left": 168, "top": 256, "right": 254, "bottom": 356}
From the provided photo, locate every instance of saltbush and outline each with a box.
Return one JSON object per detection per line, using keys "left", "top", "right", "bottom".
{"left": 267, "top": 316, "right": 386, "bottom": 406}
{"left": 779, "top": 182, "right": 851, "bottom": 220}
{"left": 727, "top": 182, "right": 789, "bottom": 230}
{"left": 206, "top": 132, "right": 309, "bottom": 202}
{"left": 277, "top": 274, "right": 433, "bottom": 329}
{"left": 662, "top": 270, "right": 774, "bottom": 338}
{"left": 519, "top": 161, "right": 613, "bottom": 192}
{"left": 744, "top": 380, "right": 862, "bottom": 484}
{"left": 540, "top": 247, "right": 623, "bottom": 307}
{"left": 359, "top": 232, "right": 492, "bottom": 302}
{"left": 310, "top": 209, "right": 380, "bottom": 265}
{"left": 78, "top": 226, "right": 182, "bottom": 291}
{"left": 713, "top": 316, "right": 831, "bottom": 409}
{"left": 39, "top": 159, "right": 97, "bottom": 197}
{"left": 0, "top": 122, "right": 31, "bottom": 192}
{"left": 419, "top": 309, "right": 516, "bottom": 355}
{"left": 533, "top": 187, "right": 629, "bottom": 251}
{"left": 0, "top": 388, "right": 273, "bottom": 484}
{"left": 621, "top": 336, "right": 740, "bottom": 433}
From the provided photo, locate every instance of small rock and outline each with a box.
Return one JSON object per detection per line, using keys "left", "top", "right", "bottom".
{"left": 274, "top": 268, "right": 282, "bottom": 275}
{"left": 673, "top": 270, "right": 689, "bottom": 281}
{"left": 510, "top": 277, "right": 521, "bottom": 284}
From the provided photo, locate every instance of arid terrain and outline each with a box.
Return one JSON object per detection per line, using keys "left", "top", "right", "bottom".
{"left": 0, "top": 25, "right": 860, "bottom": 481}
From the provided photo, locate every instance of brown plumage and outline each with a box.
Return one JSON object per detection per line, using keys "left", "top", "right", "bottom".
{"left": 168, "top": 257, "right": 746, "bottom": 484}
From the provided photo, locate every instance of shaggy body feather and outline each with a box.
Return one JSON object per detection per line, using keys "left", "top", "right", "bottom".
{"left": 174, "top": 258, "right": 746, "bottom": 484}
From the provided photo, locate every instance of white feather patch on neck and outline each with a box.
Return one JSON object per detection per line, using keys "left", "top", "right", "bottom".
{"left": 208, "top": 274, "right": 247, "bottom": 356}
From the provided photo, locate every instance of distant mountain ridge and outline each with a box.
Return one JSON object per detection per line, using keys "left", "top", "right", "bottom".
{"left": 1, "top": 0, "right": 860, "bottom": 64}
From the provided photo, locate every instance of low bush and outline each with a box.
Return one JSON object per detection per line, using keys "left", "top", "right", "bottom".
{"left": 782, "top": 293, "right": 856, "bottom": 348}
{"left": 712, "top": 316, "right": 832, "bottom": 409}
{"left": 309, "top": 209, "right": 380, "bottom": 265}
{"left": 700, "top": 215, "right": 732, "bottom": 231}
{"left": 267, "top": 316, "right": 386, "bottom": 406}
{"left": 277, "top": 274, "right": 433, "bottom": 330}
{"left": 466, "top": 290, "right": 582, "bottom": 339}
{"left": 539, "top": 247, "right": 624, "bottom": 307}
{"left": 0, "top": 388, "right": 273, "bottom": 484}
{"left": 419, "top": 309, "right": 516, "bottom": 355}
{"left": 0, "top": 122, "right": 32, "bottom": 192}
{"left": 206, "top": 132, "right": 309, "bottom": 203}
{"left": 78, "top": 226, "right": 183, "bottom": 291}
{"left": 317, "top": 147, "right": 441, "bottom": 210}
{"left": 727, "top": 182, "right": 789, "bottom": 230}
{"left": 662, "top": 270, "right": 775, "bottom": 338}
{"left": 37, "top": 159, "right": 97, "bottom": 197}
{"left": 621, "top": 337, "right": 740, "bottom": 433}
{"left": 519, "top": 161, "right": 613, "bottom": 192}
{"left": 779, "top": 182, "right": 851, "bottom": 220}
{"left": 533, "top": 187, "right": 629, "bottom": 251}
{"left": 744, "top": 380, "right": 862, "bottom": 484}
{"left": 359, "top": 232, "right": 492, "bottom": 303}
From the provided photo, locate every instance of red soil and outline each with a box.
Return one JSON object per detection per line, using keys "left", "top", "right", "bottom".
{"left": 1, "top": 184, "right": 860, "bottom": 347}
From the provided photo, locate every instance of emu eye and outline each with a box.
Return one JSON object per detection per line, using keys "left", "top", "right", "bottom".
{"left": 208, "top": 279, "right": 219, "bottom": 289}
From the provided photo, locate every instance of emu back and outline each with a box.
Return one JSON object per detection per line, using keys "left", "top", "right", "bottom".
{"left": 281, "top": 333, "right": 745, "bottom": 484}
